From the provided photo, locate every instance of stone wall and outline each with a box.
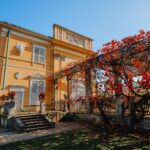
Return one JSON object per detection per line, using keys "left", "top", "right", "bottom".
{"left": 69, "top": 112, "right": 150, "bottom": 130}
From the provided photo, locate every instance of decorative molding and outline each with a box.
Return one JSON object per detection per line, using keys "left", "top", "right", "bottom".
{"left": 58, "top": 28, "right": 62, "bottom": 40}
{"left": 29, "top": 73, "right": 46, "bottom": 79}
{"left": 0, "top": 62, "right": 53, "bottom": 74}
{"left": 54, "top": 45, "right": 86, "bottom": 57}
{"left": 16, "top": 43, "right": 25, "bottom": 55}
{"left": 0, "top": 30, "right": 7, "bottom": 37}
{"left": 54, "top": 53, "right": 61, "bottom": 59}
{"left": 9, "top": 85, "right": 25, "bottom": 91}
{"left": 66, "top": 32, "right": 85, "bottom": 48}
{"left": 61, "top": 55, "right": 66, "bottom": 61}
{"left": 2, "top": 28, "right": 49, "bottom": 45}
{"left": 15, "top": 72, "right": 21, "bottom": 79}
{"left": 54, "top": 53, "right": 66, "bottom": 61}
{"left": 53, "top": 25, "right": 93, "bottom": 49}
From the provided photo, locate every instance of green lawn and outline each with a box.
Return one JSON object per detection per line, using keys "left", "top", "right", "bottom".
{"left": 0, "top": 124, "right": 149, "bottom": 150}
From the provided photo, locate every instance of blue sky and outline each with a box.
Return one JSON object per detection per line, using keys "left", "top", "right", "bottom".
{"left": 0, "top": 0, "right": 150, "bottom": 51}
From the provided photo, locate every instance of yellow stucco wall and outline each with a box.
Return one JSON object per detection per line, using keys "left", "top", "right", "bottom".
{"left": 53, "top": 46, "right": 87, "bottom": 101}
{"left": 0, "top": 24, "right": 94, "bottom": 112}
{"left": 0, "top": 31, "right": 54, "bottom": 111}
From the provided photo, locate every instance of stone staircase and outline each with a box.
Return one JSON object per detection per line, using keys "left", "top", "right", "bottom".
{"left": 15, "top": 114, "right": 54, "bottom": 132}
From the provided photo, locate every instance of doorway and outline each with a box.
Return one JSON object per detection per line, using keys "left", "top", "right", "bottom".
{"left": 15, "top": 91, "right": 23, "bottom": 112}
{"left": 10, "top": 86, "right": 25, "bottom": 112}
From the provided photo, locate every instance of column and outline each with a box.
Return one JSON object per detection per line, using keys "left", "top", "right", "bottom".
{"left": 85, "top": 68, "right": 93, "bottom": 113}
{"left": 54, "top": 79, "right": 59, "bottom": 110}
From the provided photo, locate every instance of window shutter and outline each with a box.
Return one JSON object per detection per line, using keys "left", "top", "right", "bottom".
{"left": 34, "top": 47, "right": 39, "bottom": 63}
{"left": 40, "top": 49, "right": 45, "bottom": 64}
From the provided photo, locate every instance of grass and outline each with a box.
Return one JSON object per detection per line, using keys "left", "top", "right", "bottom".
{"left": 0, "top": 124, "right": 149, "bottom": 150}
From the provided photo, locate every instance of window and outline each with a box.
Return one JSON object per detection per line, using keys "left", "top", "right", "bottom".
{"left": 33, "top": 45, "right": 46, "bottom": 64}
{"left": 70, "top": 78, "right": 85, "bottom": 99}
{"left": 133, "top": 76, "right": 142, "bottom": 88}
{"left": 30, "top": 79, "right": 45, "bottom": 105}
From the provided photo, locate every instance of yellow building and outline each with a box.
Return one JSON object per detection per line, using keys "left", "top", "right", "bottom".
{"left": 0, "top": 21, "right": 94, "bottom": 112}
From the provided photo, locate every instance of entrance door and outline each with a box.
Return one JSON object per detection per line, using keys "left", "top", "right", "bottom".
{"left": 10, "top": 86, "right": 25, "bottom": 112}
{"left": 15, "top": 91, "right": 23, "bottom": 112}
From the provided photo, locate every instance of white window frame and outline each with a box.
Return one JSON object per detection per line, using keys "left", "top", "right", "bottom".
{"left": 29, "top": 78, "right": 46, "bottom": 106}
{"left": 10, "top": 86, "right": 25, "bottom": 111}
{"left": 32, "top": 44, "right": 46, "bottom": 64}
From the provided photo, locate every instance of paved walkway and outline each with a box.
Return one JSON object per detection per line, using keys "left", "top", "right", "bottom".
{"left": 0, "top": 122, "right": 87, "bottom": 146}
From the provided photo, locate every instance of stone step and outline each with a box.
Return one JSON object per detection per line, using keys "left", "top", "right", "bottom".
{"left": 15, "top": 112, "right": 39, "bottom": 116}
{"left": 25, "top": 125, "right": 51, "bottom": 132}
{"left": 25, "top": 122, "right": 49, "bottom": 128}
{"left": 16, "top": 114, "right": 52, "bottom": 132}
{"left": 18, "top": 115, "right": 43, "bottom": 120}
{"left": 23, "top": 120, "right": 47, "bottom": 125}
{"left": 21, "top": 118, "right": 46, "bottom": 123}
{"left": 20, "top": 116, "right": 44, "bottom": 121}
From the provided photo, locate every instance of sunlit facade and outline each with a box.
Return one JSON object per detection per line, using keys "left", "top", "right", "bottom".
{"left": 0, "top": 22, "right": 94, "bottom": 112}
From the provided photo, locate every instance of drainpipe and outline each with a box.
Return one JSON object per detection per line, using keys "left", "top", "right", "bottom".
{"left": 2, "top": 30, "right": 11, "bottom": 90}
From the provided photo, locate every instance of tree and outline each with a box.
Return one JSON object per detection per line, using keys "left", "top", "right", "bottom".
{"left": 54, "top": 30, "right": 150, "bottom": 129}
{"left": 95, "top": 30, "right": 150, "bottom": 129}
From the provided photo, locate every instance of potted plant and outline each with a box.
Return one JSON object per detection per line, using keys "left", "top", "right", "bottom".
{"left": 0, "top": 91, "right": 16, "bottom": 116}
{"left": 8, "top": 91, "right": 16, "bottom": 101}
{"left": 1, "top": 94, "right": 7, "bottom": 101}
{"left": 39, "top": 92, "right": 45, "bottom": 101}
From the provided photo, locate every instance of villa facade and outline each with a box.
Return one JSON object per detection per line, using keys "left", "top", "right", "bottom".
{"left": 0, "top": 22, "right": 94, "bottom": 112}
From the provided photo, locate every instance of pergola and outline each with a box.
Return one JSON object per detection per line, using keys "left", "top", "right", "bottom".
{"left": 53, "top": 33, "right": 150, "bottom": 113}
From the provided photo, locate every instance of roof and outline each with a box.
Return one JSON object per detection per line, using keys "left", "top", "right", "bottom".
{"left": 0, "top": 21, "right": 93, "bottom": 42}
{"left": 0, "top": 21, "right": 51, "bottom": 40}
{"left": 0, "top": 21, "right": 94, "bottom": 49}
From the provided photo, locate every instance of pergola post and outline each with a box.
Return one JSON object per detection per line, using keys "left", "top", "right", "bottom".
{"left": 92, "top": 68, "right": 98, "bottom": 96}
{"left": 66, "top": 76, "right": 71, "bottom": 111}
{"left": 113, "top": 66, "right": 124, "bottom": 121}
{"left": 54, "top": 79, "right": 59, "bottom": 110}
{"left": 85, "top": 67, "right": 93, "bottom": 113}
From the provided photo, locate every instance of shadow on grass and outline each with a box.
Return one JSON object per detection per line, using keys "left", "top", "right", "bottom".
{"left": 0, "top": 125, "right": 150, "bottom": 150}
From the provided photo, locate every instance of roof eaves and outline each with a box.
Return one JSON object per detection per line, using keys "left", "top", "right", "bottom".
{"left": 0, "top": 21, "right": 51, "bottom": 40}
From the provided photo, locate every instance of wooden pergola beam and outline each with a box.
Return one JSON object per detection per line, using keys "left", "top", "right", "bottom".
{"left": 53, "top": 42, "right": 150, "bottom": 80}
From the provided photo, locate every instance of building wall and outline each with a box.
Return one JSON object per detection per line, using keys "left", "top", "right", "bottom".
{"left": 0, "top": 29, "right": 54, "bottom": 111}
{"left": 53, "top": 44, "right": 88, "bottom": 102}
{"left": 0, "top": 23, "right": 94, "bottom": 112}
{"left": 0, "top": 27, "right": 7, "bottom": 88}
{"left": 53, "top": 24, "right": 93, "bottom": 50}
